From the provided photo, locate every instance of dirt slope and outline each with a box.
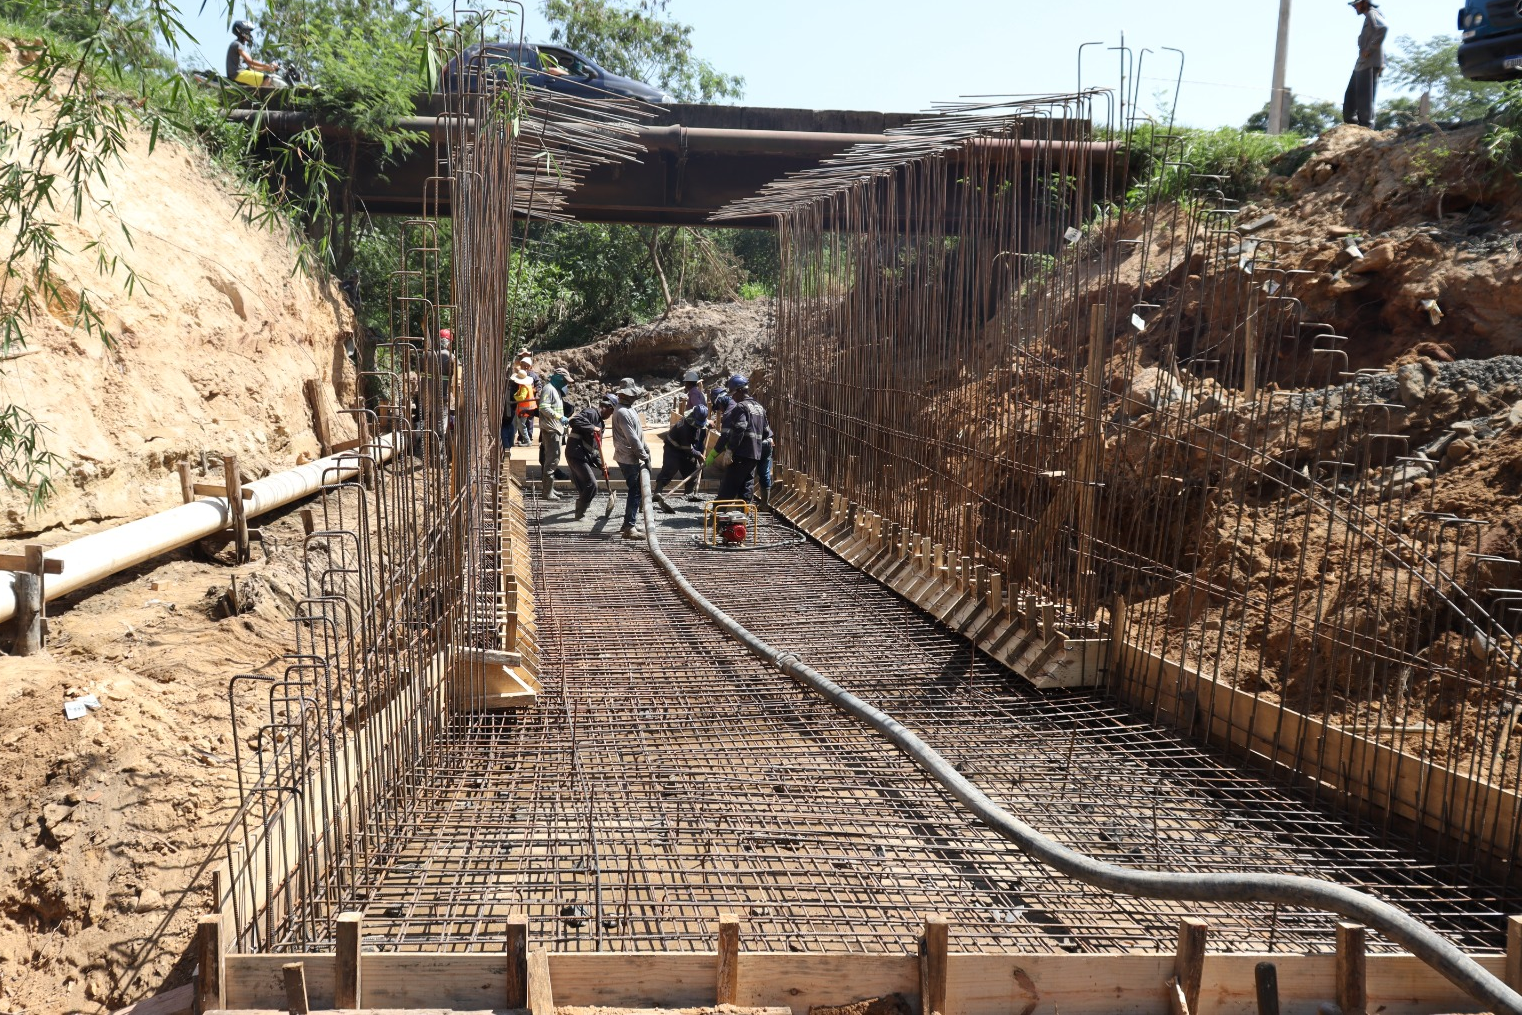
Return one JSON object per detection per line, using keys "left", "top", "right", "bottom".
{"left": 0, "top": 43, "right": 357, "bottom": 1015}
{"left": 0, "top": 45, "right": 358, "bottom": 539}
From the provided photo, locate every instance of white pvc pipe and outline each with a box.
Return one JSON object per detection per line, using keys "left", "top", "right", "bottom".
{"left": 0, "top": 436, "right": 397, "bottom": 624}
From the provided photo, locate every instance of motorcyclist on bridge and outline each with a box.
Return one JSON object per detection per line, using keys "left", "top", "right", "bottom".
{"left": 227, "top": 20, "right": 289, "bottom": 89}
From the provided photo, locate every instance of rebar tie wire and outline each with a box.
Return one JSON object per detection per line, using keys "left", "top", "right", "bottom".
{"left": 634, "top": 466, "right": 1522, "bottom": 1015}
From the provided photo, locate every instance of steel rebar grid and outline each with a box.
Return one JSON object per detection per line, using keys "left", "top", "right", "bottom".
{"left": 326, "top": 498, "right": 1513, "bottom": 957}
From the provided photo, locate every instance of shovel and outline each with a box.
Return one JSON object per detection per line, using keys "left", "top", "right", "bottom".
{"left": 600, "top": 461, "right": 617, "bottom": 519}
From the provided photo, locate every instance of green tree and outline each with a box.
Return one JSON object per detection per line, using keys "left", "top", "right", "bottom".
{"left": 1386, "top": 34, "right": 1505, "bottom": 121}
{"left": 1243, "top": 93, "right": 1341, "bottom": 137}
{"left": 540, "top": 0, "right": 742, "bottom": 103}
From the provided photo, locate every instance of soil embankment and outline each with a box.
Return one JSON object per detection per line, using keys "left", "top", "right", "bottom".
{"left": 0, "top": 47, "right": 356, "bottom": 1014}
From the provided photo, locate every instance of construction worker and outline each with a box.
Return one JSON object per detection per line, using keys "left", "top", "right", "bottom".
{"left": 611, "top": 383, "right": 650, "bottom": 539}
{"left": 652, "top": 370, "right": 709, "bottom": 512}
{"left": 1343, "top": 0, "right": 1387, "bottom": 129}
{"left": 537, "top": 368, "right": 571, "bottom": 500}
{"left": 713, "top": 374, "right": 772, "bottom": 504}
{"left": 567, "top": 395, "right": 616, "bottom": 520}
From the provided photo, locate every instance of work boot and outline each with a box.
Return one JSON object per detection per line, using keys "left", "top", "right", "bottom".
{"left": 620, "top": 526, "right": 645, "bottom": 540}
{"left": 758, "top": 487, "right": 771, "bottom": 510}
{"left": 542, "top": 487, "right": 561, "bottom": 501}
{"left": 653, "top": 491, "right": 675, "bottom": 514}
{"left": 574, "top": 495, "right": 592, "bottom": 520}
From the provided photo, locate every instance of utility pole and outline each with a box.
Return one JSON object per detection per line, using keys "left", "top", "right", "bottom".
{"left": 1267, "top": 0, "right": 1293, "bottom": 134}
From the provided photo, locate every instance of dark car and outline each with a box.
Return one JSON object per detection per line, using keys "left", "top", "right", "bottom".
{"left": 1457, "top": 0, "right": 1522, "bottom": 81}
{"left": 442, "top": 41, "right": 670, "bottom": 102}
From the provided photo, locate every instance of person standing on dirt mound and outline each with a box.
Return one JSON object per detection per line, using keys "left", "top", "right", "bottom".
{"left": 1342, "top": 0, "right": 1387, "bottom": 129}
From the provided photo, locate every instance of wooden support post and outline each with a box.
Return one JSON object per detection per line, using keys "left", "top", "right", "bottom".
{"left": 223, "top": 455, "right": 249, "bottom": 564}
{"left": 919, "top": 915, "right": 949, "bottom": 1015}
{"left": 1042, "top": 602, "right": 1058, "bottom": 641}
{"left": 194, "top": 914, "right": 223, "bottom": 1014}
{"left": 283, "top": 961, "right": 310, "bottom": 1015}
{"left": 717, "top": 913, "right": 740, "bottom": 1006}
{"left": 355, "top": 411, "right": 374, "bottom": 488}
{"left": 304, "top": 378, "right": 334, "bottom": 456}
{"left": 1254, "top": 962, "right": 1279, "bottom": 1015}
{"left": 1173, "top": 918, "right": 1207, "bottom": 1015}
{"left": 335, "top": 911, "right": 362, "bottom": 1009}
{"left": 506, "top": 914, "right": 529, "bottom": 1009}
{"left": 959, "top": 555, "right": 972, "bottom": 592}
{"left": 1243, "top": 294, "right": 1259, "bottom": 401}
{"left": 177, "top": 461, "right": 195, "bottom": 504}
{"left": 988, "top": 572, "right": 1003, "bottom": 615}
{"left": 1507, "top": 915, "right": 1522, "bottom": 991}
{"left": 527, "top": 949, "right": 554, "bottom": 1015}
{"left": 7, "top": 546, "right": 45, "bottom": 656}
{"left": 1336, "top": 922, "right": 1366, "bottom": 1015}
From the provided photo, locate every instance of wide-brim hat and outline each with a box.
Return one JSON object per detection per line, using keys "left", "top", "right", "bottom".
{"left": 616, "top": 384, "right": 643, "bottom": 399}
{"left": 510, "top": 370, "right": 531, "bottom": 384}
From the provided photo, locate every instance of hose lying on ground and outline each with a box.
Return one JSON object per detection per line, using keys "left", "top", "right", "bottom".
{"left": 635, "top": 468, "right": 1522, "bottom": 1015}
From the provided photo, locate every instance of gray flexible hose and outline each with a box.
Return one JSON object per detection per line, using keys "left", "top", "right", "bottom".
{"left": 635, "top": 469, "right": 1522, "bottom": 1015}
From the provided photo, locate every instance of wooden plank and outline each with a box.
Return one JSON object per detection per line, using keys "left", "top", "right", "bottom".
{"left": 177, "top": 461, "right": 195, "bottom": 504}
{"left": 1336, "top": 923, "right": 1367, "bottom": 1015}
{"left": 1175, "top": 918, "right": 1208, "bottom": 1015}
{"left": 1509, "top": 915, "right": 1522, "bottom": 992}
{"left": 945, "top": 953, "right": 1168, "bottom": 1015}
{"left": 224, "top": 955, "right": 336, "bottom": 1010}
{"left": 735, "top": 954, "right": 918, "bottom": 1014}
{"left": 335, "top": 912, "right": 361, "bottom": 1009}
{"left": 717, "top": 914, "right": 740, "bottom": 1006}
{"left": 111, "top": 983, "right": 193, "bottom": 1015}
{"left": 506, "top": 915, "right": 528, "bottom": 1009}
{"left": 190, "top": 483, "right": 255, "bottom": 500}
{"left": 550, "top": 953, "right": 716, "bottom": 1008}
{"left": 358, "top": 953, "right": 510, "bottom": 1010}
{"left": 283, "top": 962, "right": 310, "bottom": 1015}
{"left": 0, "top": 552, "right": 63, "bottom": 574}
{"left": 528, "top": 949, "right": 554, "bottom": 1015}
{"left": 195, "top": 915, "right": 224, "bottom": 1013}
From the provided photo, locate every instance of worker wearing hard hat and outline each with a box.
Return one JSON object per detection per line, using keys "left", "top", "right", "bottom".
{"left": 713, "top": 374, "right": 772, "bottom": 505}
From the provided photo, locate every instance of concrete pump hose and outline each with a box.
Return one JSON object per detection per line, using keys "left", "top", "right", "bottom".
{"left": 634, "top": 467, "right": 1522, "bottom": 1015}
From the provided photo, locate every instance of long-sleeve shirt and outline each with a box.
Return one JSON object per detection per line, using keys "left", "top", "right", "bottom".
{"left": 611, "top": 404, "right": 646, "bottom": 465}
{"left": 1355, "top": 8, "right": 1388, "bottom": 71}
{"left": 538, "top": 382, "right": 566, "bottom": 434}
{"left": 715, "top": 397, "right": 772, "bottom": 461}
{"left": 566, "top": 406, "right": 604, "bottom": 464}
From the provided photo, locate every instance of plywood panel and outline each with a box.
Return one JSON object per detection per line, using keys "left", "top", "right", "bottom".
{"left": 549, "top": 953, "right": 715, "bottom": 1008}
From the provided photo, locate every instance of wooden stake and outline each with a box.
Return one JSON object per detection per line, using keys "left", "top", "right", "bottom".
{"left": 717, "top": 913, "right": 740, "bottom": 1006}
{"left": 304, "top": 378, "right": 333, "bottom": 456}
{"left": 506, "top": 914, "right": 529, "bottom": 1009}
{"left": 1254, "top": 961, "right": 1279, "bottom": 1015}
{"left": 223, "top": 455, "right": 249, "bottom": 564}
{"left": 335, "top": 911, "right": 362, "bottom": 1009}
{"left": 1173, "top": 917, "right": 1207, "bottom": 1015}
{"left": 527, "top": 949, "right": 554, "bottom": 1015}
{"left": 177, "top": 461, "right": 195, "bottom": 504}
{"left": 282, "top": 961, "right": 309, "bottom": 1015}
{"left": 987, "top": 572, "right": 1003, "bottom": 615}
{"left": 1336, "top": 922, "right": 1366, "bottom": 1015}
{"left": 1507, "top": 915, "right": 1522, "bottom": 991}
{"left": 194, "top": 914, "right": 223, "bottom": 1014}
{"left": 8, "top": 568, "right": 42, "bottom": 656}
{"left": 919, "top": 915, "right": 948, "bottom": 1015}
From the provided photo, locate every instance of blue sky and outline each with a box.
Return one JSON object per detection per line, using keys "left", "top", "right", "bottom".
{"left": 173, "top": 0, "right": 1463, "bottom": 129}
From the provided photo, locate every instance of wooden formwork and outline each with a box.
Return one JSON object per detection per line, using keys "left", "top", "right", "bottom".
{"left": 194, "top": 912, "right": 1522, "bottom": 1015}
{"left": 769, "top": 470, "right": 1105, "bottom": 689}
{"left": 770, "top": 470, "right": 1522, "bottom": 880}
